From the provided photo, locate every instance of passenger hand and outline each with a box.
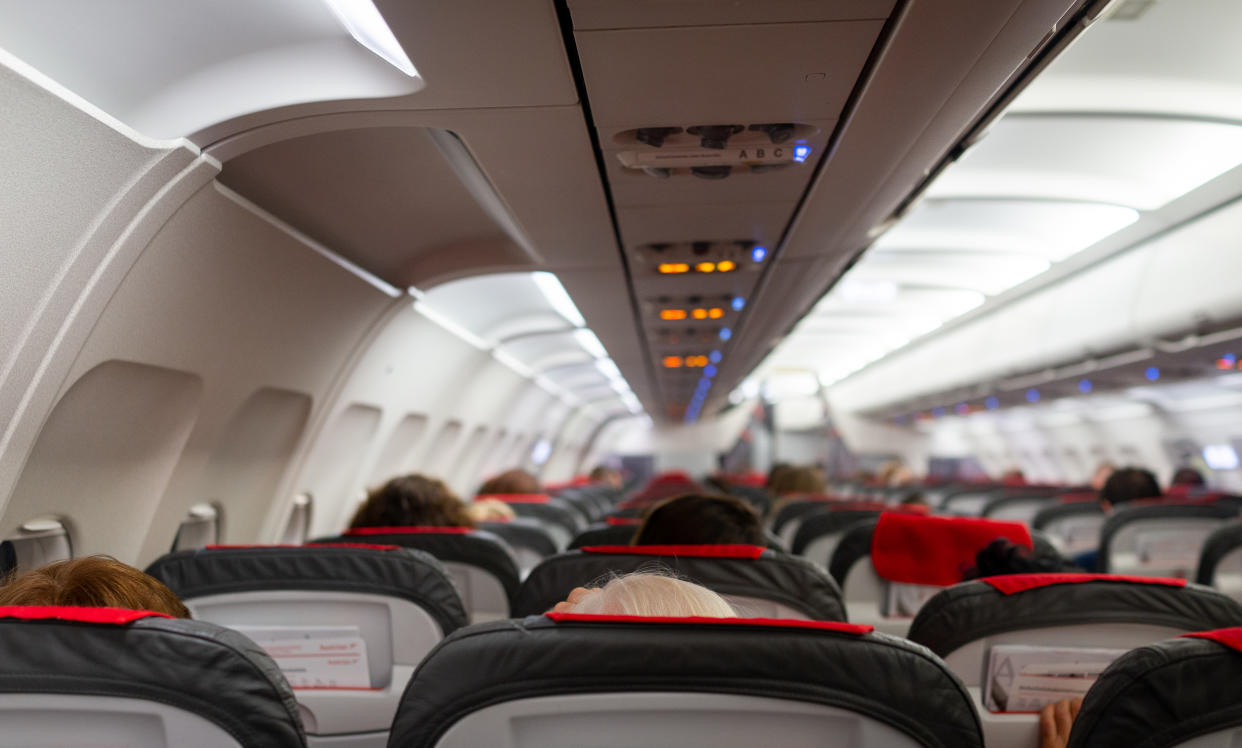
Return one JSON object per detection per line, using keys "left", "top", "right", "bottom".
{"left": 551, "top": 586, "right": 599, "bottom": 613}
{"left": 1038, "top": 697, "right": 1082, "bottom": 748}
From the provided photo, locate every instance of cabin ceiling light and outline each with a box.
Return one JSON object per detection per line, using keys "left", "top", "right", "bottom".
{"left": 533, "top": 272, "right": 586, "bottom": 328}
{"left": 595, "top": 358, "right": 623, "bottom": 381}
{"left": 574, "top": 328, "right": 608, "bottom": 359}
{"left": 837, "top": 279, "right": 899, "bottom": 305}
{"left": 322, "top": 0, "right": 418, "bottom": 76}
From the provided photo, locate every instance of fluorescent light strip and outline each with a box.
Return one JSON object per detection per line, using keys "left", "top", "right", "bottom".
{"left": 412, "top": 300, "right": 489, "bottom": 349}
{"left": 533, "top": 272, "right": 586, "bottom": 327}
{"left": 575, "top": 328, "right": 608, "bottom": 359}
{"left": 322, "top": 0, "right": 418, "bottom": 76}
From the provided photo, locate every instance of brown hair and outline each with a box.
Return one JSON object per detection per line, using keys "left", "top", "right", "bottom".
{"left": 350, "top": 473, "right": 475, "bottom": 529}
{"left": 633, "top": 493, "right": 765, "bottom": 546}
{"left": 0, "top": 556, "right": 190, "bottom": 618}
{"left": 768, "top": 465, "right": 825, "bottom": 497}
{"left": 477, "top": 469, "right": 541, "bottom": 495}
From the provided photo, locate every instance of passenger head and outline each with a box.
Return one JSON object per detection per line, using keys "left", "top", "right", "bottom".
{"left": 465, "top": 497, "right": 516, "bottom": 523}
{"left": 767, "top": 465, "right": 825, "bottom": 497}
{"left": 764, "top": 462, "right": 793, "bottom": 490}
{"left": 0, "top": 556, "right": 190, "bottom": 617}
{"left": 1000, "top": 468, "right": 1027, "bottom": 486}
{"left": 588, "top": 465, "right": 623, "bottom": 488}
{"left": 1170, "top": 467, "right": 1206, "bottom": 487}
{"left": 477, "top": 469, "right": 541, "bottom": 496}
{"left": 349, "top": 473, "right": 475, "bottom": 529}
{"left": 554, "top": 573, "right": 736, "bottom": 618}
{"left": 1099, "top": 467, "right": 1161, "bottom": 509}
{"left": 1090, "top": 461, "right": 1115, "bottom": 491}
{"left": 899, "top": 491, "right": 928, "bottom": 507}
{"left": 961, "top": 538, "right": 1082, "bottom": 580}
{"left": 632, "top": 494, "right": 764, "bottom": 546}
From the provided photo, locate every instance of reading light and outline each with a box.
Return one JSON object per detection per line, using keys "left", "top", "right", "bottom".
{"left": 660, "top": 309, "right": 687, "bottom": 321}
{"left": 658, "top": 263, "right": 690, "bottom": 274}
{"left": 532, "top": 272, "right": 585, "bottom": 327}
{"left": 704, "top": 365, "right": 717, "bottom": 378}
{"left": 731, "top": 296, "right": 745, "bottom": 311}
{"left": 955, "top": 403, "right": 969, "bottom": 415}
{"left": 1078, "top": 379, "right": 1093, "bottom": 393}
{"left": 663, "top": 356, "right": 683, "bottom": 368}
{"left": 574, "top": 328, "right": 607, "bottom": 359}
{"left": 696, "top": 262, "right": 717, "bottom": 273}
{"left": 708, "top": 308, "right": 725, "bottom": 319}
{"left": 986, "top": 396, "right": 1000, "bottom": 410}
{"left": 751, "top": 246, "right": 768, "bottom": 263}
{"left": 932, "top": 407, "right": 946, "bottom": 419}
{"left": 322, "top": 0, "right": 418, "bottom": 76}
{"left": 1145, "top": 366, "right": 1161, "bottom": 381}
{"left": 717, "top": 260, "right": 736, "bottom": 272}
{"left": 719, "top": 327, "right": 732, "bottom": 341}
{"left": 1218, "top": 354, "right": 1238, "bottom": 370}
{"left": 709, "top": 350, "right": 722, "bottom": 364}
{"left": 1026, "top": 389, "right": 1040, "bottom": 403}
{"left": 793, "top": 144, "right": 811, "bottom": 163}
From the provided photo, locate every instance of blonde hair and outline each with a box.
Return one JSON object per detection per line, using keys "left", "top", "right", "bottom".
{"left": 466, "top": 498, "right": 517, "bottom": 523}
{"left": 572, "top": 573, "right": 736, "bottom": 618}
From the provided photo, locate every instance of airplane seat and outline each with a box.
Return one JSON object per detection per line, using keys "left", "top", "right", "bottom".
{"left": 0, "top": 606, "right": 305, "bottom": 747}
{"left": 1031, "top": 500, "right": 1105, "bottom": 556}
{"left": 387, "top": 614, "right": 984, "bottom": 748}
{"left": 326, "top": 527, "right": 520, "bottom": 623}
{"left": 770, "top": 496, "right": 883, "bottom": 547}
{"left": 1195, "top": 521, "right": 1242, "bottom": 600}
{"left": 828, "top": 514, "right": 1045, "bottom": 637}
{"left": 1067, "top": 628, "right": 1242, "bottom": 748}
{"left": 907, "top": 574, "right": 1242, "bottom": 748}
{"left": 473, "top": 494, "right": 584, "bottom": 550}
{"left": 512, "top": 545, "right": 847, "bottom": 621}
{"left": 145, "top": 544, "right": 467, "bottom": 748}
{"left": 567, "top": 517, "right": 641, "bottom": 550}
{"left": 940, "top": 488, "right": 1003, "bottom": 516}
{"left": 548, "top": 488, "right": 609, "bottom": 523}
{"left": 981, "top": 492, "right": 1058, "bottom": 523}
{"left": 791, "top": 509, "right": 883, "bottom": 567}
{"left": 1100, "top": 502, "right": 1239, "bottom": 578}
{"left": 476, "top": 518, "right": 557, "bottom": 577}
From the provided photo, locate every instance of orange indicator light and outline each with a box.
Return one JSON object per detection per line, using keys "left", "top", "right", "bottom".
{"left": 685, "top": 355, "right": 710, "bottom": 368}
{"left": 717, "top": 260, "right": 736, "bottom": 272}
{"left": 658, "top": 263, "right": 690, "bottom": 274}
{"left": 660, "top": 309, "right": 687, "bottom": 320}
{"left": 663, "top": 356, "right": 683, "bottom": 368}
{"left": 691, "top": 308, "right": 708, "bottom": 320}
{"left": 707, "top": 307, "right": 724, "bottom": 319}
{"left": 695, "top": 262, "right": 716, "bottom": 273}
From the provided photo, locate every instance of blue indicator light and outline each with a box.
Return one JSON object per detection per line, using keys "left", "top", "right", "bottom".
{"left": 751, "top": 246, "right": 767, "bottom": 263}
{"left": 719, "top": 327, "right": 732, "bottom": 341}
{"left": 955, "top": 403, "right": 969, "bottom": 416}
{"left": 697, "top": 379, "right": 710, "bottom": 391}
{"left": 932, "top": 407, "right": 946, "bottom": 419}
{"left": 1078, "top": 379, "right": 1093, "bottom": 394}
{"left": 1145, "top": 366, "right": 1161, "bottom": 381}
{"left": 1026, "top": 389, "right": 1040, "bottom": 403}
{"left": 731, "top": 296, "right": 745, "bottom": 311}
{"left": 704, "top": 365, "right": 717, "bottom": 378}
{"left": 985, "top": 396, "right": 999, "bottom": 410}
{"left": 793, "top": 144, "right": 811, "bottom": 163}
{"left": 709, "top": 350, "right": 722, "bottom": 364}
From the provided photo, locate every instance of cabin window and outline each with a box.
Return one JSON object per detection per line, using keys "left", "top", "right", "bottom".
{"left": 171, "top": 503, "right": 221, "bottom": 552}
{"left": 279, "top": 492, "right": 313, "bottom": 545}
{"left": 0, "top": 518, "right": 73, "bottom": 577}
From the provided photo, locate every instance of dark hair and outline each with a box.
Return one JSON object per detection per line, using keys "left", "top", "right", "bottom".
{"left": 961, "top": 538, "right": 1082, "bottom": 580}
{"left": 1100, "top": 467, "right": 1161, "bottom": 506}
{"left": 1170, "top": 467, "right": 1206, "bottom": 487}
{"left": 0, "top": 556, "right": 190, "bottom": 617}
{"left": 477, "top": 469, "right": 541, "bottom": 496}
{"left": 632, "top": 494, "right": 764, "bottom": 546}
{"left": 350, "top": 474, "right": 475, "bottom": 529}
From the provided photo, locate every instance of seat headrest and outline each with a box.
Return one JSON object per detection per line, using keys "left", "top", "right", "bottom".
{"left": 474, "top": 493, "right": 550, "bottom": 504}
{"left": 345, "top": 525, "right": 473, "bottom": 535}
{"left": 0, "top": 605, "right": 305, "bottom": 746}
{"left": 388, "top": 614, "right": 981, "bottom": 748}
{"left": 145, "top": 544, "right": 468, "bottom": 636}
{"left": 514, "top": 547, "right": 845, "bottom": 621}
{"left": 604, "top": 516, "right": 641, "bottom": 526}
{"left": 580, "top": 544, "right": 767, "bottom": 559}
{"left": 545, "top": 612, "right": 873, "bottom": 633}
{"left": 908, "top": 575, "right": 1242, "bottom": 658}
{"left": 871, "top": 513, "right": 1032, "bottom": 586}
{"left": 1183, "top": 626, "right": 1242, "bottom": 652}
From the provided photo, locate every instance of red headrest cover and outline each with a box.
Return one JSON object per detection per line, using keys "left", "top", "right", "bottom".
{"left": 581, "top": 544, "right": 766, "bottom": 559}
{"left": 983, "top": 573, "right": 1186, "bottom": 595}
{"left": 1183, "top": 627, "right": 1242, "bottom": 652}
{"left": 0, "top": 606, "right": 171, "bottom": 624}
{"left": 475, "top": 493, "right": 550, "bottom": 504}
{"left": 604, "top": 516, "right": 642, "bottom": 526}
{"left": 205, "top": 543, "right": 402, "bottom": 551}
{"left": 871, "top": 513, "right": 1032, "bottom": 586}
{"left": 545, "top": 612, "right": 873, "bottom": 634}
